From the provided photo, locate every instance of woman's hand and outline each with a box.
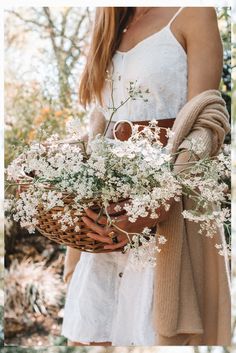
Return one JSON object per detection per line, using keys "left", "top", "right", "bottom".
{"left": 82, "top": 207, "right": 156, "bottom": 250}
{"left": 82, "top": 209, "right": 129, "bottom": 250}
{"left": 82, "top": 199, "right": 173, "bottom": 250}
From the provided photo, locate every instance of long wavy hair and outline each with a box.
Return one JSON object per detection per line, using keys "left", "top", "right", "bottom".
{"left": 79, "top": 7, "right": 135, "bottom": 108}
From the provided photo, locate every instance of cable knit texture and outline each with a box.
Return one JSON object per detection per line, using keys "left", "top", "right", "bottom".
{"left": 63, "top": 89, "right": 231, "bottom": 345}
{"left": 170, "top": 89, "right": 230, "bottom": 158}
{"left": 153, "top": 89, "right": 230, "bottom": 345}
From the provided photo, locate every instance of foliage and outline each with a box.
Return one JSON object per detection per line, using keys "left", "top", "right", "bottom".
{"left": 0, "top": 305, "right": 3, "bottom": 346}
{"left": 4, "top": 7, "right": 92, "bottom": 167}
{"left": 218, "top": 8, "right": 231, "bottom": 93}
{"left": 5, "top": 7, "right": 92, "bottom": 108}
{"left": 5, "top": 258, "right": 65, "bottom": 340}
{"left": 232, "top": 23, "right": 236, "bottom": 123}
{"left": 4, "top": 75, "right": 87, "bottom": 168}
{"left": 217, "top": 8, "right": 231, "bottom": 148}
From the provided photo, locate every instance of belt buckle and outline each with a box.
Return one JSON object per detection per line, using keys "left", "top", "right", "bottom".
{"left": 113, "top": 120, "right": 134, "bottom": 141}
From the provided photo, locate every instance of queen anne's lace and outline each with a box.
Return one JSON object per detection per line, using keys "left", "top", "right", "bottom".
{"left": 6, "top": 122, "right": 230, "bottom": 267}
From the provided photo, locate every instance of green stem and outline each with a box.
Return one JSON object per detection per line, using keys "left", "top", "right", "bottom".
{"left": 103, "top": 96, "right": 131, "bottom": 137}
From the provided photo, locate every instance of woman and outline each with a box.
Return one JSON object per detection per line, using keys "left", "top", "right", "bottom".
{"left": 61, "top": 7, "right": 230, "bottom": 346}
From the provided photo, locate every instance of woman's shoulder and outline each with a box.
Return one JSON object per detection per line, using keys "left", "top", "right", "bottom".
{"left": 180, "top": 7, "right": 219, "bottom": 41}
{"left": 183, "top": 6, "right": 217, "bottom": 19}
{"left": 182, "top": 7, "right": 218, "bottom": 30}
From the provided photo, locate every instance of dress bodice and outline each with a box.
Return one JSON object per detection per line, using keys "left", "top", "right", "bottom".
{"left": 96, "top": 7, "right": 188, "bottom": 122}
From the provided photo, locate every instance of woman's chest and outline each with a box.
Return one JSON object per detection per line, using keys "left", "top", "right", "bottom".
{"left": 110, "top": 33, "right": 187, "bottom": 87}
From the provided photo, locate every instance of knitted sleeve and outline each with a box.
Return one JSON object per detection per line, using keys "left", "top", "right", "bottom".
{"left": 170, "top": 90, "right": 230, "bottom": 174}
{"left": 170, "top": 90, "right": 230, "bottom": 154}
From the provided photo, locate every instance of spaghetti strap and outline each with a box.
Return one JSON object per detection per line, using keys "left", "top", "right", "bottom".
{"left": 167, "top": 7, "right": 185, "bottom": 27}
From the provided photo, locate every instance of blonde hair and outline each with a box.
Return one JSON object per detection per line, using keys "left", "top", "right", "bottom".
{"left": 79, "top": 7, "right": 134, "bottom": 108}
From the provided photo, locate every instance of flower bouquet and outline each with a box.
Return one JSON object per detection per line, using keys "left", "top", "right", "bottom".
{"left": 5, "top": 78, "right": 231, "bottom": 267}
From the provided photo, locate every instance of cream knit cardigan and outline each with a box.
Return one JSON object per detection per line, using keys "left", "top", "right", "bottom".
{"left": 63, "top": 89, "right": 231, "bottom": 346}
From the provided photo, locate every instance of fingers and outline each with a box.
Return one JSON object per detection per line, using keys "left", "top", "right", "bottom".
{"left": 103, "top": 239, "right": 128, "bottom": 250}
{"left": 82, "top": 216, "right": 109, "bottom": 236}
{"left": 84, "top": 208, "right": 108, "bottom": 225}
{"left": 87, "top": 232, "right": 113, "bottom": 244}
{"left": 113, "top": 215, "right": 129, "bottom": 227}
{"left": 84, "top": 208, "right": 127, "bottom": 228}
{"left": 82, "top": 207, "right": 130, "bottom": 250}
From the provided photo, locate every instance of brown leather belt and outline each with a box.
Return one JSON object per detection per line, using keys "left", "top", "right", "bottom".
{"left": 105, "top": 118, "right": 175, "bottom": 146}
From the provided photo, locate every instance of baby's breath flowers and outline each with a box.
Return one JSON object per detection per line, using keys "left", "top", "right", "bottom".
{"left": 5, "top": 76, "right": 231, "bottom": 269}
{"left": 5, "top": 121, "right": 230, "bottom": 268}
{"left": 124, "top": 228, "right": 167, "bottom": 270}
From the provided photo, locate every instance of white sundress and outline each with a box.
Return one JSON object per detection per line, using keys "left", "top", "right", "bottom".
{"left": 61, "top": 7, "right": 188, "bottom": 346}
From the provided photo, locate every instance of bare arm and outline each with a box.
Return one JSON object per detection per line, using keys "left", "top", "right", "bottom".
{"left": 183, "top": 7, "right": 223, "bottom": 100}
{"left": 88, "top": 105, "right": 106, "bottom": 142}
{"left": 161, "top": 8, "right": 224, "bottom": 210}
{"left": 173, "top": 7, "right": 223, "bottom": 175}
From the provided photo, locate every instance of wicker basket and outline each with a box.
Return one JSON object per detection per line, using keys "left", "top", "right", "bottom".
{"left": 17, "top": 176, "right": 123, "bottom": 253}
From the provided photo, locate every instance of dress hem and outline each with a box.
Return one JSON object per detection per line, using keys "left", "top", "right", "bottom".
{"left": 61, "top": 330, "right": 112, "bottom": 344}
{"left": 61, "top": 331, "right": 151, "bottom": 346}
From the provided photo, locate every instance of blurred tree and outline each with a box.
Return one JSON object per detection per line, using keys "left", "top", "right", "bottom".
{"left": 7, "top": 7, "right": 93, "bottom": 108}
{"left": 218, "top": 8, "right": 231, "bottom": 88}
{"left": 5, "top": 7, "right": 92, "bottom": 166}
{"left": 0, "top": 305, "right": 3, "bottom": 346}
{"left": 217, "top": 7, "right": 231, "bottom": 121}
{"left": 232, "top": 23, "right": 236, "bottom": 123}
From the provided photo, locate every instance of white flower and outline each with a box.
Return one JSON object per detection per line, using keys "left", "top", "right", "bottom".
{"left": 66, "top": 118, "right": 83, "bottom": 139}
{"left": 6, "top": 79, "right": 230, "bottom": 270}
{"left": 114, "top": 205, "right": 122, "bottom": 212}
{"left": 158, "top": 235, "right": 167, "bottom": 245}
{"left": 189, "top": 137, "right": 205, "bottom": 155}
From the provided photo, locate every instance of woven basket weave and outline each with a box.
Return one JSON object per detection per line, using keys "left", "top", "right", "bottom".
{"left": 36, "top": 204, "right": 118, "bottom": 253}
{"left": 17, "top": 176, "right": 122, "bottom": 253}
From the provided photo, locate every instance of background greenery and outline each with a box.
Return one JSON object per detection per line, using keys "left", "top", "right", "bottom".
{"left": 3, "top": 7, "right": 232, "bottom": 348}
